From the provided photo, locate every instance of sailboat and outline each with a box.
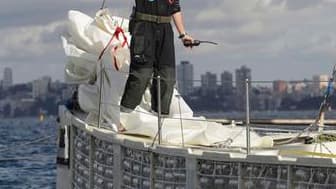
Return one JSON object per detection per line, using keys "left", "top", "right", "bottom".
{"left": 56, "top": 5, "right": 336, "bottom": 189}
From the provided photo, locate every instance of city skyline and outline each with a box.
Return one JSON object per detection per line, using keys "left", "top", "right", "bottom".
{"left": 1, "top": 1, "right": 336, "bottom": 83}
{"left": 175, "top": 62, "right": 332, "bottom": 99}
{"left": 0, "top": 62, "right": 332, "bottom": 117}
{"left": 0, "top": 63, "right": 332, "bottom": 86}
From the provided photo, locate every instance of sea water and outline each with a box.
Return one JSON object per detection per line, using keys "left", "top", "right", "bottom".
{"left": 0, "top": 110, "right": 336, "bottom": 188}
{"left": 0, "top": 117, "right": 57, "bottom": 189}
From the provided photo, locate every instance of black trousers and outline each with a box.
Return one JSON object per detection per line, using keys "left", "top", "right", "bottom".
{"left": 121, "top": 21, "right": 176, "bottom": 114}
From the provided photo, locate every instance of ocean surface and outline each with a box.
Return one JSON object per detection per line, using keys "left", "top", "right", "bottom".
{"left": 0, "top": 117, "right": 57, "bottom": 189}
{"left": 1, "top": 110, "right": 336, "bottom": 188}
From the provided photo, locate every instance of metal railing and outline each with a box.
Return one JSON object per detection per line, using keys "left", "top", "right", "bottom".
{"left": 92, "top": 62, "right": 336, "bottom": 154}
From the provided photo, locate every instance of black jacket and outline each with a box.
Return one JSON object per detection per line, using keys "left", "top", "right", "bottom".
{"left": 135, "top": 0, "right": 181, "bottom": 16}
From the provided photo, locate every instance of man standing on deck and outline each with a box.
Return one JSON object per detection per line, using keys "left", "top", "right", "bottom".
{"left": 120, "top": 0, "right": 193, "bottom": 116}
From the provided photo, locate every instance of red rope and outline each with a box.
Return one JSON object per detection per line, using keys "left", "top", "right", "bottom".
{"left": 98, "top": 26, "right": 129, "bottom": 71}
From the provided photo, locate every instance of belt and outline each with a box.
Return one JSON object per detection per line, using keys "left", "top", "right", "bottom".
{"left": 135, "top": 12, "right": 171, "bottom": 24}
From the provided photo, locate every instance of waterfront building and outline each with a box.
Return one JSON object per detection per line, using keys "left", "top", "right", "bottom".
{"left": 32, "top": 76, "right": 51, "bottom": 99}
{"left": 234, "top": 66, "right": 252, "bottom": 110}
{"left": 50, "top": 80, "right": 64, "bottom": 91}
{"left": 3, "top": 67, "right": 13, "bottom": 89}
{"left": 201, "top": 72, "right": 217, "bottom": 95}
{"left": 177, "top": 61, "right": 194, "bottom": 96}
{"left": 311, "top": 75, "right": 329, "bottom": 96}
{"left": 273, "top": 80, "right": 288, "bottom": 95}
{"left": 235, "top": 65, "right": 251, "bottom": 96}
{"left": 288, "top": 81, "right": 308, "bottom": 101}
{"left": 220, "top": 71, "right": 233, "bottom": 95}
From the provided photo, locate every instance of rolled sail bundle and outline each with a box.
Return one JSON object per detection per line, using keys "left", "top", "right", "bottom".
{"left": 62, "top": 9, "right": 132, "bottom": 132}
{"left": 61, "top": 9, "right": 271, "bottom": 148}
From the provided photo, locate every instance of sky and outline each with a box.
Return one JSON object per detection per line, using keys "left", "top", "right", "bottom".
{"left": 1, "top": 0, "right": 336, "bottom": 84}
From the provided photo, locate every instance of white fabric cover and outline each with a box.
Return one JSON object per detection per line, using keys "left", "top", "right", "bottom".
{"left": 62, "top": 9, "right": 268, "bottom": 147}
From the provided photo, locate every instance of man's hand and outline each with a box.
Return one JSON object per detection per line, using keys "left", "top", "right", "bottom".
{"left": 181, "top": 34, "right": 194, "bottom": 48}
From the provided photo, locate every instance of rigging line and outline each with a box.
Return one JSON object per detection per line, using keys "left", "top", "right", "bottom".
{"left": 251, "top": 127, "right": 300, "bottom": 133}
{"left": 213, "top": 127, "right": 246, "bottom": 148}
{"left": 275, "top": 64, "right": 336, "bottom": 145}
{"left": 0, "top": 135, "right": 55, "bottom": 153}
{"left": 80, "top": 99, "right": 336, "bottom": 134}
{"left": 250, "top": 80, "right": 330, "bottom": 84}
{"left": 101, "top": 67, "right": 332, "bottom": 84}
{"left": 0, "top": 154, "right": 57, "bottom": 162}
{"left": 100, "top": 0, "right": 107, "bottom": 10}
{"left": 320, "top": 141, "right": 334, "bottom": 155}
{"left": 100, "top": 101, "right": 227, "bottom": 124}
{"left": 99, "top": 100, "right": 327, "bottom": 131}
{"left": 150, "top": 118, "right": 165, "bottom": 147}
{"left": 100, "top": 66, "right": 178, "bottom": 82}
{"left": 313, "top": 142, "right": 318, "bottom": 158}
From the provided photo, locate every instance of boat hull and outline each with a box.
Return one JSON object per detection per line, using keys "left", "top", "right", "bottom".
{"left": 56, "top": 106, "right": 336, "bottom": 189}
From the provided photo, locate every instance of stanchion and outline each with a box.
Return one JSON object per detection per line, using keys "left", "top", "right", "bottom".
{"left": 97, "top": 61, "right": 104, "bottom": 129}
{"left": 157, "top": 76, "right": 162, "bottom": 144}
{"left": 245, "top": 78, "right": 251, "bottom": 154}
{"left": 177, "top": 94, "right": 185, "bottom": 147}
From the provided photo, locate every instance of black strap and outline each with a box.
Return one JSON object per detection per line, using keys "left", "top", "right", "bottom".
{"left": 135, "top": 12, "right": 172, "bottom": 24}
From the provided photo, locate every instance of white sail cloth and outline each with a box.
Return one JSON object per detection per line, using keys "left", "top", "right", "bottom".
{"left": 62, "top": 10, "right": 271, "bottom": 148}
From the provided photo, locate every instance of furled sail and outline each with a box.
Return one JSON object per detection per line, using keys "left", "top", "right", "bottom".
{"left": 62, "top": 9, "right": 270, "bottom": 147}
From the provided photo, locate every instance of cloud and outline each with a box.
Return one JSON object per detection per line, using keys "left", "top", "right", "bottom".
{"left": 174, "top": 0, "right": 336, "bottom": 81}
{"left": 1, "top": 0, "right": 336, "bottom": 83}
{"left": 0, "top": 1, "right": 132, "bottom": 28}
{"left": 184, "top": 0, "right": 336, "bottom": 55}
{"left": 0, "top": 20, "right": 66, "bottom": 62}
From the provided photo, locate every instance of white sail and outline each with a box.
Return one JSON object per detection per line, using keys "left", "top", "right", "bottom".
{"left": 62, "top": 9, "right": 269, "bottom": 147}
